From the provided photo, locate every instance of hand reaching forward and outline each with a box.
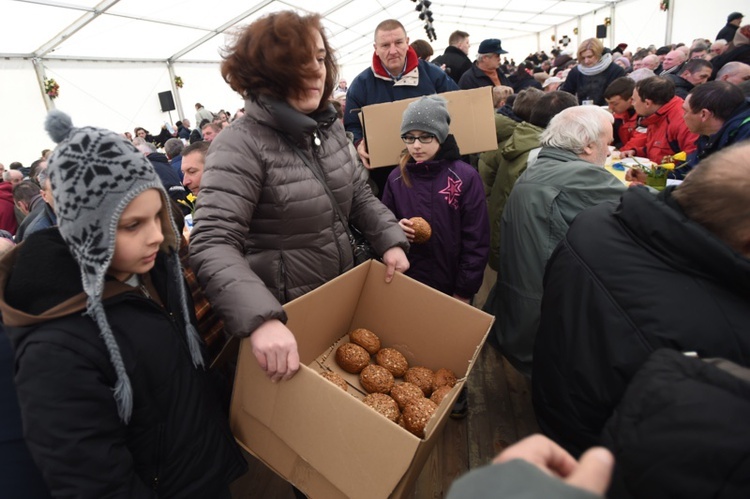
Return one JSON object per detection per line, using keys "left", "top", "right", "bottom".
{"left": 494, "top": 434, "right": 614, "bottom": 496}
{"left": 249, "top": 319, "right": 300, "bottom": 382}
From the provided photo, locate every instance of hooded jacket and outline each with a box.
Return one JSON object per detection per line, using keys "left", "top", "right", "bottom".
{"left": 381, "top": 136, "right": 489, "bottom": 298}
{"left": 533, "top": 186, "right": 750, "bottom": 456}
{"left": 0, "top": 228, "right": 246, "bottom": 497}
{"left": 487, "top": 121, "right": 543, "bottom": 270}
{"left": 635, "top": 96, "right": 698, "bottom": 165}
{"left": 489, "top": 147, "right": 626, "bottom": 375}
{"left": 189, "top": 97, "right": 407, "bottom": 338}
{"left": 344, "top": 48, "right": 459, "bottom": 144}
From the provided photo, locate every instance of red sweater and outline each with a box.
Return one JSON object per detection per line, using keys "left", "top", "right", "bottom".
{"left": 0, "top": 182, "right": 18, "bottom": 235}
{"left": 637, "top": 97, "right": 698, "bottom": 164}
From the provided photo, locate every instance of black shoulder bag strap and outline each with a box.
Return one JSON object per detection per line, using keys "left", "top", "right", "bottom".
{"left": 280, "top": 135, "right": 355, "bottom": 240}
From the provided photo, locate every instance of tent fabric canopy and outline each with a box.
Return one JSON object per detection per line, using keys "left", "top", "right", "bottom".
{"left": 1, "top": 0, "right": 745, "bottom": 165}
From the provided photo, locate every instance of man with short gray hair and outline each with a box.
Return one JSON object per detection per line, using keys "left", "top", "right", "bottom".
{"left": 486, "top": 106, "right": 627, "bottom": 375}
{"left": 716, "top": 61, "right": 750, "bottom": 85}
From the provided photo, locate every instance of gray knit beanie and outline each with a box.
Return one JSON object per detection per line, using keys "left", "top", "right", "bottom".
{"left": 400, "top": 95, "right": 451, "bottom": 143}
{"left": 44, "top": 110, "right": 204, "bottom": 424}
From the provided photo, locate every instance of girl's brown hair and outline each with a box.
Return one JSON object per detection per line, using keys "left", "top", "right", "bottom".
{"left": 221, "top": 11, "right": 337, "bottom": 113}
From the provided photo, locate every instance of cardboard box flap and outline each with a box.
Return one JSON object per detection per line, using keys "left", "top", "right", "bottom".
{"left": 284, "top": 262, "right": 369, "bottom": 364}
{"left": 361, "top": 86, "right": 497, "bottom": 168}
{"left": 237, "top": 350, "right": 420, "bottom": 499}
{"left": 352, "top": 262, "right": 494, "bottom": 377}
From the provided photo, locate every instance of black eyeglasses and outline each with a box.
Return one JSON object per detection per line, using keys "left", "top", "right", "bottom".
{"left": 401, "top": 134, "right": 436, "bottom": 144}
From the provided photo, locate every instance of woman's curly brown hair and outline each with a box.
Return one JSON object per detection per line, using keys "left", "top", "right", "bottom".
{"left": 221, "top": 11, "right": 337, "bottom": 113}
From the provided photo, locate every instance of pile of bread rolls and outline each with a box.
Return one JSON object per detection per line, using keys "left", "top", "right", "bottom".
{"left": 322, "top": 328, "right": 458, "bottom": 438}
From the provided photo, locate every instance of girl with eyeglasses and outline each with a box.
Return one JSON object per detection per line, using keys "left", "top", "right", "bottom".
{"left": 382, "top": 95, "right": 490, "bottom": 305}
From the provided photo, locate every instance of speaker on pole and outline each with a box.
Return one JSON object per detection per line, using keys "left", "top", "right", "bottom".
{"left": 596, "top": 24, "right": 607, "bottom": 39}
{"left": 158, "top": 91, "right": 176, "bottom": 112}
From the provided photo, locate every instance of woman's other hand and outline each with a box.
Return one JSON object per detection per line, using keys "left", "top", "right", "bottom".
{"left": 250, "top": 319, "right": 300, "bottom": 382}
{"left": 382, "top": 246, "right": 410, "bottom": 283}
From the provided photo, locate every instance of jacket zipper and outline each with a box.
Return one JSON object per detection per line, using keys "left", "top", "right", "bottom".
{"left": 278, "top": 253, "right": 287, "bottom": 303}
{"left": 152, "top": 423, "right": 164, "bottom": 490}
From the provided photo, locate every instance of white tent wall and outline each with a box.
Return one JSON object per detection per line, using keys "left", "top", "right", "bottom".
{"left": 171, "top": 63, "right": 245, "bottom": 121}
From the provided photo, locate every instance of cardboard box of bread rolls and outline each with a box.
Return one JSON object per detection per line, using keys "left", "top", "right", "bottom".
{"left": 359, "top": 86, "right": 498, "bottom": 168}
{"left": 229, "top": 260, "right": 494, "bottom": 499}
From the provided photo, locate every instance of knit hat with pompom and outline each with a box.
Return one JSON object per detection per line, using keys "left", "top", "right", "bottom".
{"left": 44, "top": 110, "right": 204, "bottom": 424}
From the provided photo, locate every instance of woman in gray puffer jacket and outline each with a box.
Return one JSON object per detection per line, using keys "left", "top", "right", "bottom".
{"left": 189, "top": 11, "right": 409, "bottom": 383}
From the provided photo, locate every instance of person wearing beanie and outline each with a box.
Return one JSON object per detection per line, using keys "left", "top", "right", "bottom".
{"left": 0, "top": 110, "right": 246, "bottom": 497}
{"left": 383, "top": 95, "right": 489, "bottom": 419}
{"left": 717, "top": 12, "right": 743, "bottom": 43}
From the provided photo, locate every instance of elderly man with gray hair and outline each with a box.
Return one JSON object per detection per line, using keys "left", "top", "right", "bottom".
{"left": 485, "top": 106, "right": 627, "bottom": 375}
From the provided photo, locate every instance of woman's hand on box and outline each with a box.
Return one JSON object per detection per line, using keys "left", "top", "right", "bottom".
{"left": 382, "top": 246, "right": 410, "bottom": 283}
{"left": 250, "top": 319, "right": 300, "bottom": 382}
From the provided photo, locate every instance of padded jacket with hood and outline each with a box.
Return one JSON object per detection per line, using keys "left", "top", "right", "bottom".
{"left": 533, "top": 186, "right": 750, "bottom": 456}
{"left": 189, "top": 97, "right": 408, "bottom": 338}
{"left": 0, "top": 228, "right": 246, "bottom": 498}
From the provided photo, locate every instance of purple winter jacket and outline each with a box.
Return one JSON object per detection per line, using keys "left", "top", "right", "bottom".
{"left": 382, "top": 156, "right": 490, "bottom": 299}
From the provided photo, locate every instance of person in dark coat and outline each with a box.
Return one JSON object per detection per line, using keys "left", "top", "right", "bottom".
{"left": 0, "top": 237, "right": 51, "bottom": 499}
{"left": 0, "top": 111, "right": 247, "bottom": 497}
{"left": 345, "top": 19, "right": 458, "bottom": 196}
{"left": 508, "top": 61, "right": 542, "bottom": 92}
{"left": 711, "top": 24, "right": 750, "bottom": 79}
{"left": 533, "top": 142, "right": 750, "bottom": 457}
{"left": 432, "top": 30, "right": 473, "bottom": 83}
{"left": 663, "top": 58, "right": 712, "bottom": 98}
{"left": 716, "top": 12, "right": 743, "bottom": 42}
{"left": 560, "top": 38, "right": 626, "bottom": 105}
{"left": 458, "top": 38, "right": 512, "bottom": 90}
{"left": 602, "top": 349, "right": 750, "bottom": 499}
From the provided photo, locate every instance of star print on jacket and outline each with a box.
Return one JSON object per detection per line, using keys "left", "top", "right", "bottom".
{"left": 438, "top": 174, "right": 463, "bottom": 209}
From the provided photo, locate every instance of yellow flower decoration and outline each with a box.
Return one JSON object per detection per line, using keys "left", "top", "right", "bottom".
{"left": 660, "top": 163, "right": 675, "bottom": 170}
{"left": 671, "top": 151, "right": 687, "bottom": 162}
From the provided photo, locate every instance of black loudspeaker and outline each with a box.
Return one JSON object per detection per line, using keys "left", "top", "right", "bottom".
{"left": 158, "top": 90, "right": 175, "bottom": 112}
{"left": 596, "top": 24, "right": 607, "bottom": 39}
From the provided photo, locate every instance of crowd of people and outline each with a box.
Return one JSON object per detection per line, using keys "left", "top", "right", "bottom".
{"left": 2, "top": 8, "right": 750, "bottom": 499}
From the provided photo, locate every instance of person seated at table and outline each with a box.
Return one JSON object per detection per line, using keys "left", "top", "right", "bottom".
{"left": 603, "top": 77, "right": 644, "bottom": 151}
{"left": 533, "top": 142, "right": 750, "bottom": 457}
{"left": 484, "top": 106, "right": 627, "bottom": 376}
{"left": 621, "top": 76, "right": 698, "bottom": 166}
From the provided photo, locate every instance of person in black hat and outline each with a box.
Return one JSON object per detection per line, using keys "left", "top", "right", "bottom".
{"left": 458, "top": 38, "right": 512, "bottom": 90}
{"left": 717, "top": 12, "right": 743, "bottom": 43}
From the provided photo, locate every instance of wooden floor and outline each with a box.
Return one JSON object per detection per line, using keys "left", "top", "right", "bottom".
{"left": 230, "top": 266, "right": 539, "bottom": 498}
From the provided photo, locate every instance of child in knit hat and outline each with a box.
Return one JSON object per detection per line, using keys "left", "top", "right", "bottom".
{"left": 0, "top": 111, "right": 245, "bottom": 496}
{"left": 382, "top": 96, "right": 490, "bottom": 418}
{"left": 382, "top": 95, "right": 490, "bottom": 304}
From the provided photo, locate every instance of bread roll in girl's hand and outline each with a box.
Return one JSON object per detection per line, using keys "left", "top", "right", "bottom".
{"left": 409, "top": 217, "right": 432, "bottom": 244}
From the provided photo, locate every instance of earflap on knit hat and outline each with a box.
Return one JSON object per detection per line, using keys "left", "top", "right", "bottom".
{"left": 400, "top": 95, "right": 451, "bottom": 144}
{"left": 44, "top": 110, "right": 204, "bottom": 423}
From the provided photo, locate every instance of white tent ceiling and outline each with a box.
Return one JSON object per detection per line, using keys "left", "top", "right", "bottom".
{"left": 1, "top": 0, "right": 746, "bottom": 165}
{"left": 3, "top": 0, "right": 613, "bottom": 68}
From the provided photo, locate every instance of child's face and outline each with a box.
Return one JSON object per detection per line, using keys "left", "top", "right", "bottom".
{"left": 404, "top": 130, "right": 440, "bottom": 163}
{"left": 109, "top": 189, "right": 165, "bottom": 281}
